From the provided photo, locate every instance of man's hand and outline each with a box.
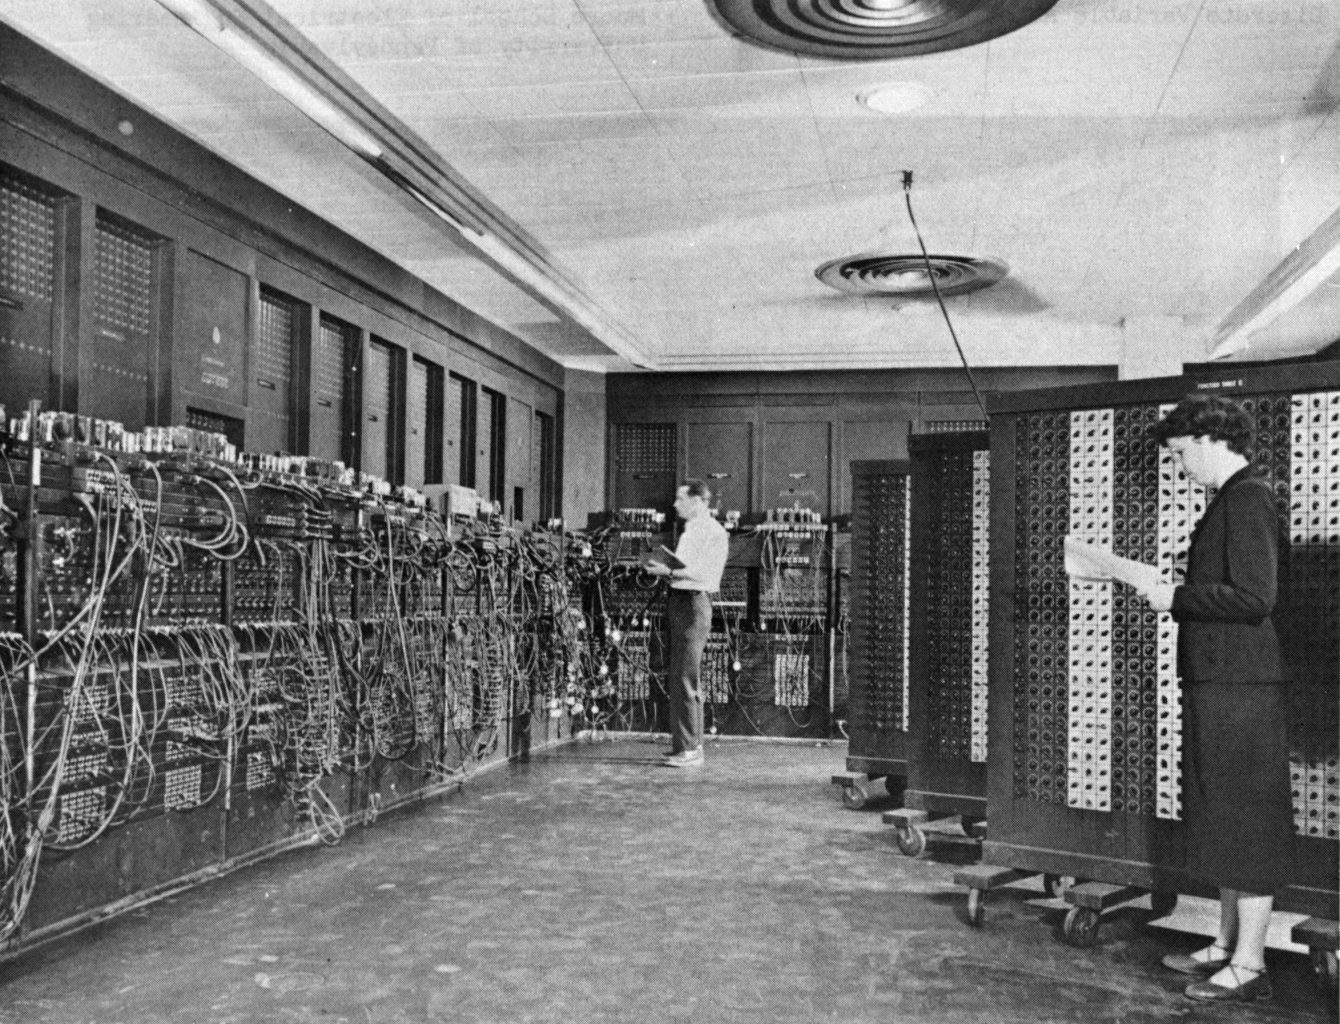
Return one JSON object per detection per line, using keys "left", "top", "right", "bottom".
{"left": 1141, "top": 584, "right": 1176, "bottom": 612}
{"left": 644, "top": 561, "right": 672, "bottom": 577}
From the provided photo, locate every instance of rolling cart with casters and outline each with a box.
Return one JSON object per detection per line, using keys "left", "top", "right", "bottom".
{"left": 1293, "top": 918, "right": 1339, "bottom": 993}
{"left": 884, "top": 808, "right": 986, "bottom": 858}
{"left": 952, "top": 866, "right": 1083, "bottom": 927}
{"left": 899, "top": 431, "right": 995, "bottom": 843}
{"left": 831, "top": 767, "right": 903, "bottom": 810}
{"left": 1058, "top": 881, "right": 1177, "bottom": 947}
{"left": 841, "top": 461, "right": 914, "bottom": 810}
{"left": 962, "top": 367, "right": 1340, "bottom": 957}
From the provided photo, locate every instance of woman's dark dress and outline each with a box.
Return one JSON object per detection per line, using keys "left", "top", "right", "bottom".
{"left": 1172, "top": 466, "right": 1294, "bottom": 896}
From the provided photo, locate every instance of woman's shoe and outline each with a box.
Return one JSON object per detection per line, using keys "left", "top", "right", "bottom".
{"left": 1184, "top": 965, "right": 1272, "bottom": 1002}
{"left": 1162, "top": 944, "right": 1231, "bottom": 976}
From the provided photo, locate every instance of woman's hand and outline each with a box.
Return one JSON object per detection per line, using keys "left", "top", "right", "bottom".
{"left": 1142, "top": 584, "right": 1177, "bottom": 612}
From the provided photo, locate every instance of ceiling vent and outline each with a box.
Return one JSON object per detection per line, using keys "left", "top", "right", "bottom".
{"left": 815, "top": 253, "right": 1008, "bottom": 297}
{"left": 709, "top": 0, "right": 1060, "bottom": 60}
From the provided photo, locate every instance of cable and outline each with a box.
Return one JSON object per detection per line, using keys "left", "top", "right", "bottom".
{"left": 901, "top": 170, "right": 989, "bottom": 422}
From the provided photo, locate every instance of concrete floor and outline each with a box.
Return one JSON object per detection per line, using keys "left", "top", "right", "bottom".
{"left": 0, "top": 736, "right": 1333, "bottom": 1023}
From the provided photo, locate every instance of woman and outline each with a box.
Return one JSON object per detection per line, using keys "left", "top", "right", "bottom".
{"left": 1140, "top": 394, "right": 1293, "bottom": 1003}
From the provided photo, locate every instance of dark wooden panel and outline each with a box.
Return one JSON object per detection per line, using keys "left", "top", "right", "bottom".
{"left": 905, "top": 431, "right": 990, "bottom": 818}
{"left": 406, "top": 355, "right": 429, "bottom": 489}
{"left": 249, "top": 286, "right": 298, "bottom": 454}
{"left": 81, "top": 215, "right": 159, "bottom": 429}
{"left": 28, "top": 802, "right": 225, "bottom": 932}
{"left": 612, "top": 421, "right": 676, "bottom": 513}
{"left": 311, "top": 314, "right": 352, "bottom": 463}
{"left": 762, "top": 420, "right": 829, "bottom": 515}
{"left": 507, "top": 397, "right": 533, "bottom": 521}
{"left": 839, "top": 419, "right": 909, "bottom": 513}
{"left": 686, "top": 420, "right": 751, "bottom": 515}
{"left": 179, "top": 250, "right": 248, "bottom": 418}
{"left": 847, "top": 460, "right": 913, "bottom": 774}
{"left": 363, "top": 339, "right": 394, "bottom": 480}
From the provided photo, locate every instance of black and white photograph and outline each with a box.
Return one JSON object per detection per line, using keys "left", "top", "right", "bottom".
{"left": 0, "top": 1, "right": 1336, "bottom": 1020}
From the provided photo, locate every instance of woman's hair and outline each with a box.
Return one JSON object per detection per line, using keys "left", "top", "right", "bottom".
{"left": 1147, "top": 394, "right": 1253, "bottom": 455}
{"left": 681, "top": 478, "right": 712, "bottom": 502}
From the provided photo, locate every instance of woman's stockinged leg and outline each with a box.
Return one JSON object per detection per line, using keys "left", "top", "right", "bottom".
{"left": 1226, "top": 894, "right": 1272, "bottom": 973}
{"left": 1215, "top": 888, "right": 1239, "bottom": 953}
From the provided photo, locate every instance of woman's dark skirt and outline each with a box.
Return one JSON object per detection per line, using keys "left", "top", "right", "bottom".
{"left": 1181, "top": 679, "right": 1295, "bottom": 896}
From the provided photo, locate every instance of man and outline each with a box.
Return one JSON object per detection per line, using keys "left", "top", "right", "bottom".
{"left": 641, "top": 479, "right": 729, "bottom": 766}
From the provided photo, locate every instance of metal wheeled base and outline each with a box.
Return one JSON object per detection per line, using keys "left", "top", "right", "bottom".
{"left": 1057, "top": 882, "right": 1178, "bottom": 948}
{"left": 883, "top": 808, "right": 986, "bottom": 858}
{"left": 952, "top": 866, "right": 1177, "bottom": 935}
{"left": 831, "top": 771, "right": 903, "bottom": 810}
{"left": 1292, "top": 918, "right": 1340, "bottom": 993}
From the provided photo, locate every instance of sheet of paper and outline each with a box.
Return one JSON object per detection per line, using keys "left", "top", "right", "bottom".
{"left": 1063, "top": 536, "right": 1162, "bottom": 592}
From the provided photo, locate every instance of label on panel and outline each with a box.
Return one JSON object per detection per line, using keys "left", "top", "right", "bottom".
{"left": 85, "top": 217, "right": 154, "bottom": 429}
{"left": 406, "top": 358, "right": 428, "bottom": 489}
{"left": 363, "top": 341, "right": 391, "bottom": 480}
{"left": 840, "top": 420, "right": 909, "bottom": 513}
{"left": 181, "top": 250, "right": 246, "bottom": 408}
{"left": 763, "top": 421, "right": 829, "bottom": 515}
{"left": 0, "top": 170, "right": 56, "bottom": 414}
{"left": 311, "top": 317, "right": 346, "bottom": 462}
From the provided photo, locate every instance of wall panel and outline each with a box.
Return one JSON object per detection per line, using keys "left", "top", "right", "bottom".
{"left": 762, "top": 420, "right": 829, "bottom": 515}
{"left": 685, "top": 420, "right": 751, "bottom": 514}
{"left": 839, "top": 419, "right": 909, "bottom": 513}
{"left": 507, "top": 398, "right": 533, "bottom": 521}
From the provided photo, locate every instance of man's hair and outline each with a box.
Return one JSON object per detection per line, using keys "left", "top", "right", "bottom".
{"left": 1147, "top": 394, "right": 1253, "bottom": 456}
{"left": 681, "top": 478, "right": 712, "bottom": 502}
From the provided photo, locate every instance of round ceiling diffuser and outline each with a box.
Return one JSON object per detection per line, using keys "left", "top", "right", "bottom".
{"left": 710, "top": 0, "right": 1060, "bottom": 60}
{"left": 815, "top": 253, "right": 1008, "bottom": 297}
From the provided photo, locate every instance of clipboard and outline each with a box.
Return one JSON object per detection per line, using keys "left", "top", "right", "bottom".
{"left": 655, "top": 544, "right": 686, "bottom": 570}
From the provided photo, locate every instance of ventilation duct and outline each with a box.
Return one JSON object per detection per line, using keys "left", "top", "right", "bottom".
{"left": 815, "top": 253, "right": 1008, "bottom": 297}
{"left": 710, "top": 0, "right": 1060, "bottom": 60}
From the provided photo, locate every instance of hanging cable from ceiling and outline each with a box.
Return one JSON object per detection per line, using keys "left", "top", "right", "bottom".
{"left": 900, "top": 171, "right": 988, "bottom": 422}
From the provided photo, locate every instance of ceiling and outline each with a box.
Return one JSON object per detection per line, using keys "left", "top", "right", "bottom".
{"left": 3, "top": 0, "right": 1338, "bottom": 374}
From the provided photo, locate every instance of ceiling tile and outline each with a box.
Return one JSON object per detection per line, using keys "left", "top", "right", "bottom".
{"left": 458, "top": 81, "right": 641, "bottom": 119}
{"left": 575, "top": 0, "right": 725, "bottom": 47}
{"left": 604, "top": 38, "right": 798, "bottom": 80}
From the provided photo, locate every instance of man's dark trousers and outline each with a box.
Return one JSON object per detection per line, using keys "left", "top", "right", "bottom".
{"left": 665, "top": 589, "right": 712, "bottom": 753}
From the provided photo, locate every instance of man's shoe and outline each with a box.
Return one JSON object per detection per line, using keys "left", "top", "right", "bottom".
{"left": 663, "top": 747, "right": 704, "bottom": 767}
{"left": 1184, "top": 965, "right": 1271, "bottom": 1002}
{"left": 1162, "top": 944, "right": 1231, "bottom": 976}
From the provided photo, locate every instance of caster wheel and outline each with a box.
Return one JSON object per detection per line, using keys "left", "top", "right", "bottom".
{"left": 967, "top": 887, "right": 985, "bottom": 927}
{"left": 1043, "top": 874, "right": 1077, "bottom": 899}
{"left": 1310, "top": 949, "right": 1338, "bottom": 993}
{"left": 896, "top": 825, "right": 927, "bottom": 858}
{"left": 1063, "top": 907, "right": 1101, "bottom": 948}
{"left": 842, "top": 784, "right": 868, "bottom": 810}
{"left": 1149, "top": 890, "right": 1178, "bottom": 917}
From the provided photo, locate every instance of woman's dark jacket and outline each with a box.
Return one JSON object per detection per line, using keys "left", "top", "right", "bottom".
{"left": 1171, "top": 466, "right": 1285, "bottom": 683}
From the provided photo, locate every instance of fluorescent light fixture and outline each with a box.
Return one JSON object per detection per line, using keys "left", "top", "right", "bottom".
{"left": 404, "top": 178, "right": 633, "bottom": 355}
{"left": 155, "top": 0, "right": 383, "bottom": 159}
{"left": 1211, "top": 203, "right": 1340, "bottom": 359}
{"left": 858, "top": 82, "right": 934, "bottom": 114}
{"left": 153, "top": 0, "right": 651, "bottom": 368}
